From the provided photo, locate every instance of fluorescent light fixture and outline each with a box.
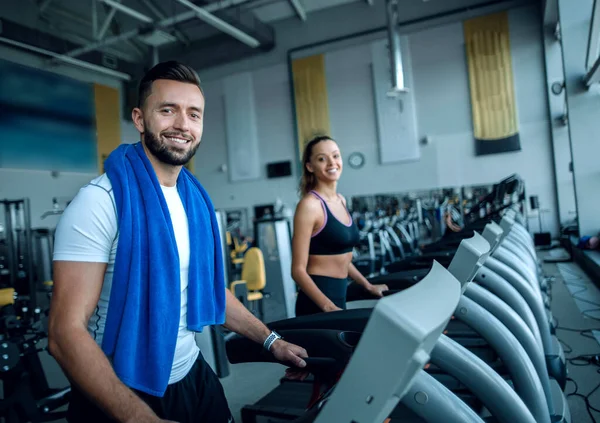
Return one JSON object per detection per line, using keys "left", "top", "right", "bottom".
{"left": 174, "top": 0, "right": 260, "bottom": 48}
{"left": 139, "top": 30, "right": 178, "bottom": 47}
{"left": 99, "top": 0, "right": 154, "bottom": 24}
{"left": 0, "top": 36, "right": 132, "bottom": 81}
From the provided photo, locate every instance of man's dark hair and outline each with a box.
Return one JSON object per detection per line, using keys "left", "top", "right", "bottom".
{"left": 138, "top": 61, "right": 203, "bottom": 108}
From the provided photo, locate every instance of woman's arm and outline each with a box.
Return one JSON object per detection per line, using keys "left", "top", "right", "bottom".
{"left": 340, "top": 193, "right": 389, "bottom": 298}
{"left": 291, "top": 198, "right": 341, "bottom": 312}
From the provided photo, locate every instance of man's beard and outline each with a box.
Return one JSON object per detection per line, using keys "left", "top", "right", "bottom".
{"left": 143, "top": 129, "right": 200, "bottom": 166}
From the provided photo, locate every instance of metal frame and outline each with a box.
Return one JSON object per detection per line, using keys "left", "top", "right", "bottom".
{"left": 174, "top": 0, "right": 260, "bottom": 48}
{"left": 97, "top": 6, "right": 119, "bottom": 40}
{"left": 52, "top": 0, "right": 252, "bottom": 59}
{"left": 289, "top": 0, "right": 307, "bottom": 21}
{"left": 0, "top": 36, "right": 132, "bottom": 80}
{"left": 39, "top": 1, "right": 144, "bottom": 60}
{"left": 585, "top": 0, "right": 600, "bottom": 87}
{"left": 92, "top": 0, "right": 98, "bottom": 40}
{"left": 99, "top": 0, "right": 154, "bottom": 24}
{"left": 584, "top": 55, "right": 600, "bottom": 87}
{"left": 586, "top": 0, "right": 600, "bottom": 70}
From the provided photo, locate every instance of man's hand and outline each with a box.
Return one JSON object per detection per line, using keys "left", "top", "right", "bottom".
{"left": 270, "top": 340, "right": 308, "bottom": 368}
{"left": 367, "top": 284, "right": 389, "bottom": 298}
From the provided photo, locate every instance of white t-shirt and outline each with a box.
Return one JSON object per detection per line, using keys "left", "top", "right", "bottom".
{"left": 53, "top": 174, "right": 199, "bottom": 384}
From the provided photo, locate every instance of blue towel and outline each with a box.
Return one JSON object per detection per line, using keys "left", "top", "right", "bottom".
{"left": 102, "top": 142, "right": 226, "bottom": 397}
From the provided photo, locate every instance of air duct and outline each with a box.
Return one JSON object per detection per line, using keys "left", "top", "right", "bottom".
{"left": 386, "top": 0, "right": 408, "bottom": 94}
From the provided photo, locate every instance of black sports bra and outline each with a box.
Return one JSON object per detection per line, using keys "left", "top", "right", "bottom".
{"left": 308, "top": 191, "right": 360, "bottom": 256}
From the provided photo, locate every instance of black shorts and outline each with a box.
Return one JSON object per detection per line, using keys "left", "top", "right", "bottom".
{"left": 295, "top": 275, "right": 348, "bottom": 316}
{"left": 67, "top": 352, "right": 234, "bottom": 423}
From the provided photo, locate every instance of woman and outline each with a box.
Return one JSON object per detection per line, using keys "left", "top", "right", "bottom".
{"left": 291, "top": 135, "right": 389, "bottom": 316}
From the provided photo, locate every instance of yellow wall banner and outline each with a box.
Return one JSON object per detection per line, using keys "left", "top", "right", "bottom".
{"left": 291, "top": 54, "right": 331, "bottom": 163}
{"left": 94, "top": 84, "right": 122, "bottom": 174}
{"left": 464, "top": 11, "right": 521, "bottom": 156}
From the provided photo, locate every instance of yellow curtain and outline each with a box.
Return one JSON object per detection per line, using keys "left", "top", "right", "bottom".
{"left": 291, "top": 54, "right": 331, "bottom": 161}
{"left": 464, "top": 12, "right": 521, "bottom": 155}
{"left": 93, "top": 84, "right": 122, "bottom": 174}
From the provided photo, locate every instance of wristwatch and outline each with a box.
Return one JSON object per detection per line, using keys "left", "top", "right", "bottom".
{"left": 263, "top": 331, "right": 282, "bottom": 351}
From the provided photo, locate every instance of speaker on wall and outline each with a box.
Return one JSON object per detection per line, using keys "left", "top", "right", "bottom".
{"left": 267, "top": 161, "right": 292, "bottom": 178}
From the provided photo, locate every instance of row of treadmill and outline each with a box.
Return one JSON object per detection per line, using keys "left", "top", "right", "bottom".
{"left": 224, "top": 206, "right": 572, "bottom": 423}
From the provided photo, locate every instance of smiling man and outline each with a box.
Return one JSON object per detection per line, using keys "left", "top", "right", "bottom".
{"left": 48, "top": 61, "right": 307, "bottom": 423}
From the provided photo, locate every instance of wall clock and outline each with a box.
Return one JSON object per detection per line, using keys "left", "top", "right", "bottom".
{"left": 348, "top": 152, "right": 365, "bottom": 169}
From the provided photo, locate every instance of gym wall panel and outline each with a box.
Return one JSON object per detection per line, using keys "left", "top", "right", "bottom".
{"left": 223, "top": 72, "right": 261, "bottom": 182}
{"left": 291, "top": 55, "right": 331, "bottom": 162}
{"left": 464, "top": 11, "right": 521, "bottom": 156}
{"left": 370, "top": 38, "right": 420, "bottom": 164}
{"left": 94, "top": 84, "right": 122, "bottom": 174}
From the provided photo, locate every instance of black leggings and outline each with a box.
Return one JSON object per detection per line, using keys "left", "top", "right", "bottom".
{"left": 67, "top": 352, "right": 234, "bottom": 423}
{"left": 295, "top": 275, "right": 349, "bottom": 316}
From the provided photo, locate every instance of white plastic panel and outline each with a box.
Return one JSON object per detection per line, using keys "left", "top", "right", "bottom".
{"left": 314, "top": 262, "right": 461, "bottom": 423}
{"left": 448, "top": 232, "right": 491, "bottom": 292}
{"left": 223, "top": 72, "right": 261, "bottom": 182}
{"left": 371, "top": 38, "right": 420, "bottom": 165}
{"left": 482, "top": 222, "right": 504, "bottom": 253}
{"left": 500, "top": 215, "right": 516, "bottom": 239}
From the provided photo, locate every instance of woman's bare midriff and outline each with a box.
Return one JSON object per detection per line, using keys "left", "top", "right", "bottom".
{"left": 306, "top": 252, "right": 353, "bottom": 279}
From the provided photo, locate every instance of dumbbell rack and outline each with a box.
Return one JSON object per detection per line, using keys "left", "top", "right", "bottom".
{"left": 1, "top": 199, "right": 36, "bottom": 313}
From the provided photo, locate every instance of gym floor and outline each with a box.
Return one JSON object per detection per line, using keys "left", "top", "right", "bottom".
{"left": 28, "top": 249, "right": 600, "bottom": 423}
{"left": 542, "top": 251, "right": 600, "bottom": 423}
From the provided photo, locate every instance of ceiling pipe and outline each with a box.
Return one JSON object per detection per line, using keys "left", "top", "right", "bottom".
{"left": 98, "top": 0, "right": 154, "bottom": 24}
{"left": 0, "top": 35, "right": 132, "bottom": 80}
{"left": 386, "top": 0, "right": 408, "bottom": 94}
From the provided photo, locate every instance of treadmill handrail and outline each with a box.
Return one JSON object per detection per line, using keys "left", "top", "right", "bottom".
{"left": 464, "top": 283, "right": 555, "bottom": 415}
{"left": 455, "top": 296, "right": 551, "bottom": 423}
{"left": 400, "top": 370, "right": 485, "bottom": 423}
{"left": 431, "top": 335, "right": 537, "bottom": 423}
{"left": 474, "top": 266, "right": 544, "bottom": 352}
{"left": 484, "top": 257, "right": 552, "bottom": 353}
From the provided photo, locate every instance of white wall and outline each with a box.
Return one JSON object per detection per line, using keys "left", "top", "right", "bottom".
{"left": 195, "top": 4, "right": 559, "bottom": 235}
{"left": 0, "top": 169, "right": 97, "bottom": 229}
{"left": 197, "top": 63, "right": 300, "bottom": 211}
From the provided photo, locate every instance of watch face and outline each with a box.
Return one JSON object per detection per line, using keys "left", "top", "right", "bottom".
{"left": 348, "top": 152, "right": 365, "bottom": 169}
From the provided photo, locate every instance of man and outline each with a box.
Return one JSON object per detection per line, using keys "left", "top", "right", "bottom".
{"left": 48, "top": 61, "right": 308, "bottom": 423}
